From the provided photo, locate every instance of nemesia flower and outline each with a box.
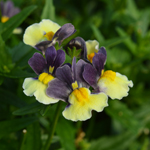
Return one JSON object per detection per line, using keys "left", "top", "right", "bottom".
{"left": 65, "top": 37, "right": 87, "bottom": 59}
{"left": 85, "top": 40, "right": 100, "bottom": 63}
{"left": 46, "top": 57, "right": 108, "bottom": 121}
{"left": 23, "top": 46, "right": 65, "bottom": 104}
{"left": 83, "top": 46, "right": 133, "bottom": 100}
{"left": 0, "top": 0, "right": 20, "bottom": 23}
{"left": 23, "top": 19, "right": 76, "bottom": 54}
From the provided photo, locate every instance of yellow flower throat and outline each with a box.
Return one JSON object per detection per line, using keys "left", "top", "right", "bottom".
{"left": 39, "top": 72, "right": 54, "bottom": 85}
{"left": 44, "top": 31, "right": 54, "bottom": 41}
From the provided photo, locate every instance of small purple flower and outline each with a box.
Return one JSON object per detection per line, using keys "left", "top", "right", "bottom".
{"left": 23, "top": 46, "right": 66, "bottom": 104}
{"left": 46, "top": 57, "right": 108, "bottom": 121}
{"left": 0, "top": 0, "right": 20, "bottom": 23}
{"left": 83, "top": 47, "right": 133, "bottom": 99}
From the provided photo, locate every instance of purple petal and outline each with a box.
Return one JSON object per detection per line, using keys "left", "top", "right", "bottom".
{"left": 55, "top": 65, "right": 73, "bottom": 88}
{"left": 52, "top": 23, "right": 76, "bottom": 45}
{"left": 52, "top": 49, "right": 65, "bottom": 74}
{"left": 45, "top": 46, "right": 57, "bottom": 68}
{"left": 83, "top": 64, "right": 98, "bottom": 89}
{"left": 92, "top": 53, "right": 106, "bottom": 76}
{"left": 0, "top": 1, "right": 4, "bottom": 15}
{"left": 71, "top": 57, "right": 76, "bottom": 81}
{"left": 76, "top": 59, "right": 89, "bottom": 88}
{"left": 9, "top": 7, "right": 20, "bottom": 17}
{"left": 4, "top": 1, "right": 14, "bottom": 17}
{"left": 98, "top": 47, "right": 107, "bottom": 57}
{"left": 28, "top": 53, "right": 46, "bottom": 75}
{"left": 65, "top": 37, "right": 87, "bottom": 59}
{"left": 46, "top": 78, "right": 71, "bottom": 101}
{"left": 35, "top": 41, "right": 51, "bottom": 54}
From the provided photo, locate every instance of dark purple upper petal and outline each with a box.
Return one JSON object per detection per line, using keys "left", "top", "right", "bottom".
{"left": 35, "top": 41, "right": 51, "bottom": 54}
{"left": 45, "top": 46, "right": 57, "bottom": 68}
{"left": 28, "top": 53, "right": 46, "bottom": 75}
{"left": 52, "top": 49, "right": 65, "bottom": 74}
{"left": 55, "top": 65, "right": 73, "bottom": 89}
{"left": 46, "top": 78, "right": 71, "bottom": 101}
{"left": 83, "top": 63, "right": 99, "bottom": 89}
{"left": 71, "top": 57, "right": 76, "bottom": 81}
{"left": 76, "top": 59, "right": 89, "bottom": 88}
{"left": 92, "top": 53, "right": 106, "bottom": 76}
{"left": 98, "top": 47, "right": 107, "bottom": 57}
{"left": 52, "top": 23, "right": 76, "bottom": 45}
{"left": 0, "top": 1, "right": 4, "bottom": 15}
{"left": 9, "top": 7, "right": 20, "bottom": 17}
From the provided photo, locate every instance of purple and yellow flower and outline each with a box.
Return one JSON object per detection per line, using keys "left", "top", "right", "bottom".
{"left": 0, "top": 0, "right": 20, "bottom": 23}
{"left": 83, "top": 44, "right": 133, "bottom": 100}
{"left": 23, "top": 19, "right": 76, "bottom": 54}
{"left": 46, "top": 57, "right": 108, "bottom": 121}
{"left": 23, "top": 46, "right": 65, "bottom": 104}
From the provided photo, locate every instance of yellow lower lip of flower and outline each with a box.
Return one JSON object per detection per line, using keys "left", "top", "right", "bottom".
{"left": 100, "top": 70, "right": 116, "bottom": 81}
{"left": 87, "top": 52, "right": 95, "bottom": 63}
{"left": 72, "top": 88, "right": 89, "bottom": 104}
{"left": 1, "top": 16, "right": 9, "bottom": 23}
{"left": 38, "top": 72, "right": 54, "bottom": 85}
{"left": 44, "top": 31, "right": 54, "bottom": 41}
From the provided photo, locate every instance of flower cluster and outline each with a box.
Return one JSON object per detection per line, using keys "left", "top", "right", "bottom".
{"left": 23, "top": 19, "right": 133, "bottom": 121}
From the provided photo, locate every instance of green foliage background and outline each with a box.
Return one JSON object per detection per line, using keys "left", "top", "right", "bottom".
{"left": 0, "top": 0, "right": 150, "bottom": 149}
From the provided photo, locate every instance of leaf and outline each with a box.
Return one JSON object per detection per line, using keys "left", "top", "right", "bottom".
{"left": 20, "top": 122, "right": 41, "bottom": 150}
{"left": 91, "top": 24, "right": 105, "bottom": 42}
{"left": 89, "top": 131, "right": 137, "bottom": 150}
{"left": 13, "top": 102, "right": 42, "bottom": 116}
{"left": 105, "top": 100, "right": 141, "bottom": 133}
{"left": 0, "top": 88, "right": 27, "bottom": 108}
{"left": 56, "top": 117, "right": 76, "bottom": 150}
{"left": 41, "top": 0, "right": 55, "bottom": 20}
{"left": 0, "top": 67, "right": 36, "bottom": 78}
{"left": 0, "top": 117, "right": 38, "bottom": 139}
{"left": 1, "top": 5, "right": 37, "bottom": 41}
{"left": 101, "top": 36, "right": 128, "bottom": 48}
{"left": 116, "top": 27, "right": 136, "bottom": 54}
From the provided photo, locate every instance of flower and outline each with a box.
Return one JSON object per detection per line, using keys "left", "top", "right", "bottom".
{"left": 64, "top": 37, "right": 87, "bottom": 59}
{"left": 23, "top": 46, "right": 65, "bottom": 104}
{"left": 83, "top": 44, "right": 133, "bottom": 100}
{"left": 0, "top": 0, "right": 20, "bottom": 23}
{"left": 23, "top": 19, "right": 76, "bottom": 54}
{"left": 46, "top": 57, "right": 108, "bottom": 121}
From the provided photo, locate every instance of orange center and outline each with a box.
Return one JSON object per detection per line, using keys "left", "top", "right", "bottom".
{"left": 44, "top": 31, "right": 54, "bottom": 41}
{"left": 100, "top": 70, "right": 116, "bottom": 81}
{"left": 87, "top": 52, "right": 95, "bottom": 63}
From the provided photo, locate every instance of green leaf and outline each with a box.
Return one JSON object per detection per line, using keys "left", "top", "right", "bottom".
{"left": 0, "top": 67, "right": 36, "bottom": 78}
{"left": 41, "top": 0, "right": 55, "bottom": 20}
{"left": 13, "top": 102, "right": 42, "bottom": 116}
{"left": 0, "top": 88, "right": 27, "bottom": 108}
{"left": 56, "top": 118, "right": 76, "bottom": 150}
{"left": 1, "top": 5, "right": 37, "bottom": 41}
{"left": 91, "top": 24, "right": 105, "bottom": 42}
{"left": 0, "top": 117, "right": 38, "bottom": 139}
{"left": 105, "top": 100, "right": 141, "bottom": 133}
{"left": 20, "top": 122, "right": 41, "bottom": 150}
{"left": 89, "top": 131, "right": 137, "bottom": 150}
{"left": 116, "top": 27, "right": 136, "bottom": 54}
{"left": 101, "top": 36, "right": 128, "bottom": 48}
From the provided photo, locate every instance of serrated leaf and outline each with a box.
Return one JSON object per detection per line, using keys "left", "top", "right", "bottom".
{"left": 1, "top": 5, "right": 37, "bottom": 41}
{"left": 13, "top": 102, "right": 41, "bottom": 116}
{"left": 0, "top": 117, "right": 38, "bottom": 139}
{"left": 41, "top": 0, "right": 55, "bottom": 20}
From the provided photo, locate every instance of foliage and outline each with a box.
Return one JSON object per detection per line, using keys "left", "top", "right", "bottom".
{"left": 0, "top": 0, "right": 150, "bottom": 149}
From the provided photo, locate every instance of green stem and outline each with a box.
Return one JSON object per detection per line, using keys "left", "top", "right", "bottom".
{"left": 43, "top": 101, "right": 62, "bottom": 150}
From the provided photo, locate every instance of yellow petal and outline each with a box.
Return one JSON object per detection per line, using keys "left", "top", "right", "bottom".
{"left": 62, "top": 87, "right": 108, "bottom": 121}
{"left": 23, "top": 78, "right": 59, "bottom": 104}
{"left": 98, "top": 71, "right": 133, "bottom": 100}
{"left": 40, "top": 19, "right": 60, "bottom": 33}
{"left": 86, "top": 40, "right": 99, "bottom": 56}
{"left": 23, "top": 23, "right": 43, "bottom": 46}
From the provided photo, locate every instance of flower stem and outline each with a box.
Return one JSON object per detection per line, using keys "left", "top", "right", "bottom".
{"left": 43, "top": 101, "right": 62, "bottom": 150}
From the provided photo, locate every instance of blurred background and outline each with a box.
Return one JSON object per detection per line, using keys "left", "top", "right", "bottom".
{"left": 0, "top": 0, "right": 150, "bottom": 149}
